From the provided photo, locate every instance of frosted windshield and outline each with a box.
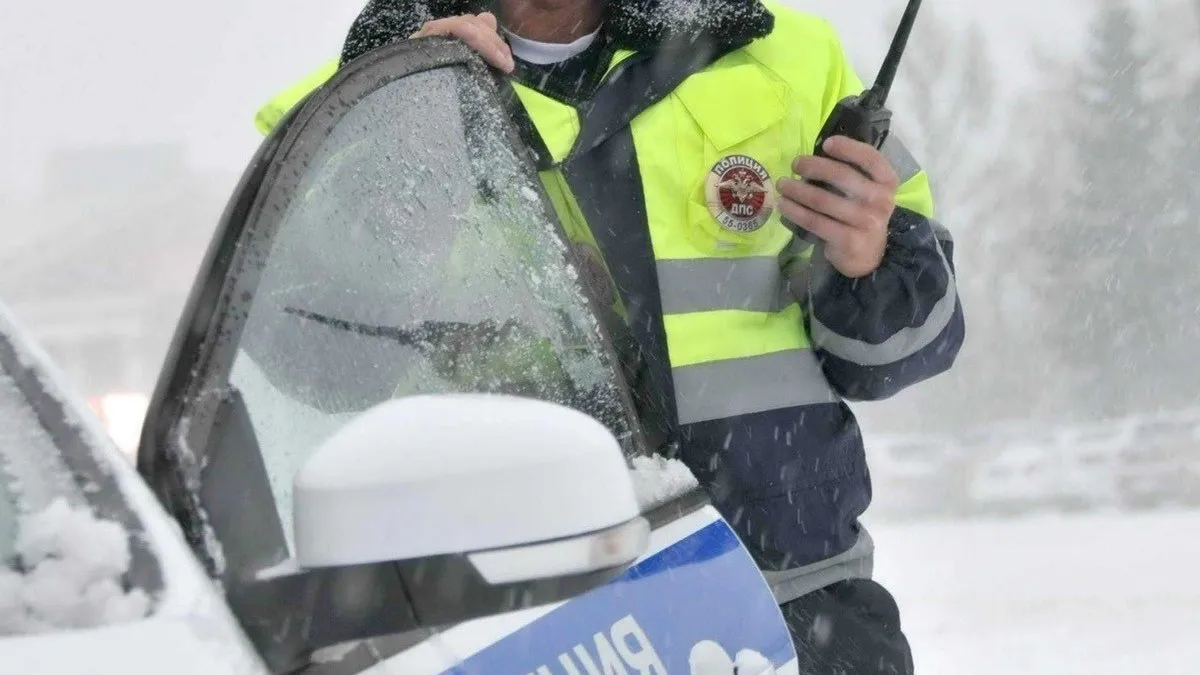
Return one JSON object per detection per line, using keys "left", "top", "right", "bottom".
{"left": 226, "top": 65, "right": 634, "bottom": 554}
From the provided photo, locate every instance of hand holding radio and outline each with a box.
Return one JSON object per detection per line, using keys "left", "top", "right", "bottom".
{"left": 777, "top": 137, "right": 898, "bottom": 278}
{"left": 779, "top": 0, "right": 923, "bottom": 257}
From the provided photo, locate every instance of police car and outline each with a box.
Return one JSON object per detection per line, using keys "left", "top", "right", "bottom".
{"left": 0, "top": 39, "right": 799, "bottom": 674}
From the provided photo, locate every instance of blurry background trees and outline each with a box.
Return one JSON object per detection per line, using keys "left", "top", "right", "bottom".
{"left": 857, "top": 0, "right": 1200, "bottom": 436}
{"left": 1041, "top": 0, "right": 1195, "bottom": 421}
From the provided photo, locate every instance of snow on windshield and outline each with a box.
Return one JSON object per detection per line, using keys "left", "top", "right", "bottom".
{"left": 0, "top": 498, "right": 149, "bottom": 634}
{"left": 216, "top": 63, "right": 648, "bottom": 563}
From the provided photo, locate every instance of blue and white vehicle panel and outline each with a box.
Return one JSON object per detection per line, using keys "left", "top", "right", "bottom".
{"left": 376, "top": 506, "right": 798, "bottom": 675}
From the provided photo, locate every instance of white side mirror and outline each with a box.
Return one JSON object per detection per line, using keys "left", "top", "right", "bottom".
{"left": 292, "top": 394, "right": 647, "bottom": 584}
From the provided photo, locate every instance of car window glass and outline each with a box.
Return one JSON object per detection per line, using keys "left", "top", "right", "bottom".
{"left": 223, "top": 65, "right": 635, "bottom": 557}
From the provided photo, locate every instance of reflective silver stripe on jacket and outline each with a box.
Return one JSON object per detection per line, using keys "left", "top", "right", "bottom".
{"left": 808, "top": 221, "right": 957, "bottom": 367}
{"left": 655, "top": 255, "right": 837, "bottom": 424}
{"left": 763, "top": 528, "right": 875, "bottom": 604}
{"left": 673, "top": 349, "right": 837, "bottom": 425}
{"left": 657, "top": 256, "right": 792, "bottom": 314}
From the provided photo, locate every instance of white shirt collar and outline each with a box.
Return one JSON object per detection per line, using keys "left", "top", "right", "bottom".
{"left": 502, "top": 27, "right": 601, "bottom": 65}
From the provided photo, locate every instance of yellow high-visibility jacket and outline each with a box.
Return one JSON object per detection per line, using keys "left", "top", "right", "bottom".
{"left": 253, "top": 1, "right": 964, "bottom": 589}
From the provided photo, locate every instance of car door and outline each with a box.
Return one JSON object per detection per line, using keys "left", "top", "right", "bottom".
{"left": 135, "top": 38, "right": 796, "bottom": 675}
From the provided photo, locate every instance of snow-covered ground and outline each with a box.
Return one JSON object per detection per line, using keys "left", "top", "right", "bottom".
{"left": 869, "top": 509, "right": 1200, "bottom": 674}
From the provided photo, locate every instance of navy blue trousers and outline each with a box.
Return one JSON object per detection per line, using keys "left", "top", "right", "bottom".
{"left": 781, "top": 579, "right": 915, "bottom": 675}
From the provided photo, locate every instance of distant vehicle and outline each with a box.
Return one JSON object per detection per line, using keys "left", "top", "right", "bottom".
{"left": 867, "top": 434, "right": 967, "bottom": 518}
{"left": 869, "top": 434, "right": 954, "bottom": 477}
{"left": 960, "top": 413, "right": 1200, "bottom": 516}
{"left": 1118, "top": 414, "right": 1200, "bottom": 509}
{"left": 1, "top": 41, "right": 799, "bottom": 674}
{"left": 967, "top": 443, "right": 1048, "bottom": 515}
{"left": 966, "top": 431, "right": 1122, "bottom": 516}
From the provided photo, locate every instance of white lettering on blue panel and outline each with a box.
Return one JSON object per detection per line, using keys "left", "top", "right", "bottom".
{"left": 449, "top": 520, "right": 795, "bottom": 675}
{"left": 525, "top": 615, "right": 665, "bottom": 675}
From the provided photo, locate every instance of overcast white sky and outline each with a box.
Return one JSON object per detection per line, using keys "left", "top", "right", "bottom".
{"left": 0, "top": 0, "right": 1098, "bottom": 195}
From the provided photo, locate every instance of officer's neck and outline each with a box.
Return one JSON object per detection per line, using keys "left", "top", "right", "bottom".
{"left": 499, "top": 0, "right": 604, "bottom": 43}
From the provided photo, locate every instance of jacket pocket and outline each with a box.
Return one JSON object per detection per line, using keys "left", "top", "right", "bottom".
{"left": 674, "top": 61, "right": 804, "bottom": 256}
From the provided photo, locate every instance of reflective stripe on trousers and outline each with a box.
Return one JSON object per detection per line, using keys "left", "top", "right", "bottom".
{"left": 764, "top": 527, "right": 875, "bottom": 604}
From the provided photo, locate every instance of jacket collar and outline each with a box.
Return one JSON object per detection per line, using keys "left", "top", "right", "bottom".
{"left": 340, "top": 0, "right": 774, "bottom": 65}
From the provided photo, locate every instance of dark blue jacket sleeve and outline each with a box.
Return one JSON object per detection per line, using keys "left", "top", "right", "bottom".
{"left": 803, "top": 205, "right": 965, "bottom": 401}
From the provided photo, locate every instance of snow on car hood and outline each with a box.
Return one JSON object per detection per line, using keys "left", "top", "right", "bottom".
{"left": 0, "top": 301, "right": 269, "bottom": 673}
{"left": 6, "top": 606, "right": 265, "bottom": 674}
{"left": 0, "top": 498, "right": 150, "bottom": 634}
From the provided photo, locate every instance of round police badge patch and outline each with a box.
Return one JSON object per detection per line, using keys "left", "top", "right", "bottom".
{"left": 705, "top": 155, "right": 775, "bottom": 234}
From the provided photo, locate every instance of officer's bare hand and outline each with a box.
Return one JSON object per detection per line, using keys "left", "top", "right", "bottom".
{"left": 411, "top": 12, "right": 515, "bottom": 73}
{"left": 777, "top": 136, "right": 899, "bottom": 279}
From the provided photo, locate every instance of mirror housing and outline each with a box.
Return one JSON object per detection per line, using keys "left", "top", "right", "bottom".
{"left": 293, "top": 393, "right": 647, "bottom": 580}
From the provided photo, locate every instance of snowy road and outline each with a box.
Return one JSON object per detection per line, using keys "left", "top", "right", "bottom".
{"left": 869, "top": 510, "right": 1200, "bottom": 674}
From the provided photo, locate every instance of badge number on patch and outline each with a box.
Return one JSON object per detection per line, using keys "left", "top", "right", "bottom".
{"left": 705, "top": 155, "right": 776, "bottom": 234}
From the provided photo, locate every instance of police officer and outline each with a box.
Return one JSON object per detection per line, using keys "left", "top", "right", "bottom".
{"left": 257, "top": 0, "right": 965, "bottom": 671}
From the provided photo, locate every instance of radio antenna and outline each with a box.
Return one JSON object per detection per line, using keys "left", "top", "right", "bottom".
{"left": 863, "top": 0, "right": 923, "bottom": 108}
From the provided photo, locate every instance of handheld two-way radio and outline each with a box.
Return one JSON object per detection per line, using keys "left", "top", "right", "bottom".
{"left": 783, "top": 0, "right": 924, "bottom": 244}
